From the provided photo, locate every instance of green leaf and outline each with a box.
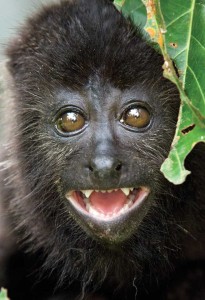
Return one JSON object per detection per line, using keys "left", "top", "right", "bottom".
{"left": 159, "top": 0, "right": 205, "bottom": 184}
{"left": 0, "top": 289, "right": 9, "bottom": 300}
{"left": 114, "top": 0, "right": 147, "bottom": 28}
{"left": 115, "top": 0, "right": 205, "bottom": 184}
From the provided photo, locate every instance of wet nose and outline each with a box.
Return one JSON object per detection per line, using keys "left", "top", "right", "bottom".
{"left": 88, "top": 156, "right": 122, "bottom": 180}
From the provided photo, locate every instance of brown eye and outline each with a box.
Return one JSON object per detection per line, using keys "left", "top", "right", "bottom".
{"left": 120, "top": 106, "right": 151, "bottom": 129}
{"left": 56, "top": 111, "right": 86, "bottom": 133}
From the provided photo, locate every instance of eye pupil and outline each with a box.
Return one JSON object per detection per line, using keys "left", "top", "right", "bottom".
{"left": 56, "top": 111, "right": 86, "bottom": 133}
{"left": 120, "top": 106, "right": 150, "bottom": 129}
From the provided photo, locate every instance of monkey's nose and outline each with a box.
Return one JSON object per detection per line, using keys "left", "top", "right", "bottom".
{"left": 88, "top": 156, "right": 122, "bottom": 180}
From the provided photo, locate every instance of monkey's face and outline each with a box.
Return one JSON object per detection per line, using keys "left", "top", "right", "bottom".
{"left": 29, "top": 76, "right": 178, "bottom": 244}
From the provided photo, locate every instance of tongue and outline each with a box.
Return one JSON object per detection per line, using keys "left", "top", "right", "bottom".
{"left": 89, "top": 190, "right": 127, "bottom": 214}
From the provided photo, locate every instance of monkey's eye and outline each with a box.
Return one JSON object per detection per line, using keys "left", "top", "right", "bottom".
{"left": 120, "top": 106, "right": 151, "bottom": 129}
{"left": 55, "top": 111, "right": 86, "bottom": 134}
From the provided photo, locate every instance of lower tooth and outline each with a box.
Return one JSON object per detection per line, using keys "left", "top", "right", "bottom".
{"left": 129, "top": 194, "right": 135, "bottom": 201}
{"left": 123, "top": 204, "right": 129, "bottom": 211}
{"left": 88, "top": 205, "right": 101, "bottom": 217}
{"left": 128, "top": 201, "right": 134, "bottom": 208}
{"left": 83, "top": 197, "right": 89, "bottom": 204}
{"left": 86, "top": 203, "right": 91, "bottom": 211}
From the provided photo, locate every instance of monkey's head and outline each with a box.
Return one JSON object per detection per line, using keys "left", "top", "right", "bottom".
{"left": 6, "top": 0, "right": 179, "bottom": 253}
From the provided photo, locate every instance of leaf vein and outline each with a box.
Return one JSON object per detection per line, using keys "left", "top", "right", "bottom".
{"left": 166, "top": 9, "right": 191, "bottom": 28}
{"left": 191, "top": 35, "right": 205, "bottom": 51}
{"left": 187, "top": 65, "right": 205, "bottom": 105}
{"left": 175, "top": 150, "right": 184, "bottom": 173}
{"left": 183, "top": 0, "right": 196, "bottom": 87}
{"left": 173, "top": 48, "right": 186, "bottom": 59}
{"left": 196, "top": 2, "right": 205, "bottom": 9}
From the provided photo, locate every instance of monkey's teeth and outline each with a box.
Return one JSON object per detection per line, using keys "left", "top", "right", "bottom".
{"left": 129, "top": 194, "right": 135, "bottom": 202}
{"left": 121, "top": 203, "right": 129, "bottom": 211}
{"left": 81, "top": 187, "right": 134, "bottom": 199}
{"left": 86, "top": 202, "right": 122, "bottom": 218}
{"left": 86, "top": 203, "right": 103, "bottom": 217}
{"left": 66, "top": 187, "right": 150, "bottom": 220}
{"left": 121, "top": 188, "right": 130, "bottom": 196}
{"left": 83, "top": 191, "right": 135, "bottom": 217}
{"left": 83, "top": 197, "right": 89, "bottom": 204}
{"left": 83, "top": 190, "right": 93, "bottom": 198}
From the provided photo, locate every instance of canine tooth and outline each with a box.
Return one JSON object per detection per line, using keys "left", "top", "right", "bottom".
{"left": 121, "top": 188, "right": 130, "bottom": 196}
{"left": 82, "top": 190, "right": 93, "bottom": 198}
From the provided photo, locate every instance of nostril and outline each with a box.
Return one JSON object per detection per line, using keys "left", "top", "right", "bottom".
{"left": 115, "top": 163, "right": 122, "bottom": 171}
{"left": 88, "top": 157, "right": 123, "bottom": 178}
{"left": 88, "top": 165, "right": 94, "bottom": 172}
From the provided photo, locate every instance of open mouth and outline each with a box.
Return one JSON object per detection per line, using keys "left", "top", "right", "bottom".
{"left": 65, "top": 187, "right": 150, "bottom": 221}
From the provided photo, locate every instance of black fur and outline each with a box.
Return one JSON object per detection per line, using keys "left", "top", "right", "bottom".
{"left": 0, "top": 0, "right": 205, "bottom": 299}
